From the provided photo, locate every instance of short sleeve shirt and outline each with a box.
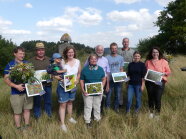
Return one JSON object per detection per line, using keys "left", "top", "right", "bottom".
{"left": 106, "top": 55, "right": 124, "bottom": 73}
{"left": 118, "top": 48, "right": 135, "bottom": 62}
{"left": 4, "top": 60, "right": 27, "bottom": 95}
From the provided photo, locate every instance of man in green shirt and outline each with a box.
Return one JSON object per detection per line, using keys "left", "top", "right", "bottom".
{"left": 28, "top": 42, "right": 52, "bottom": 119}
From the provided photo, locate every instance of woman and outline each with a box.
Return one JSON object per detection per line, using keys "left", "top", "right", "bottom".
{"left": 126, "top": 51, "right": 146, "bottom": 113}
{"left": 80, "top": 54, "right": 106, "bottom": 127}
{"left": 56, "top": 45, "right": 81, "bottom": 132}
{"left": 145, "top": 47, "right": 171, "bottom": 118}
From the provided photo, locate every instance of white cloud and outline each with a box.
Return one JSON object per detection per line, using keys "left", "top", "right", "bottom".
{"left": 24, "top": 3, "right": 33, "bottom": 8}
{"left": 107, "top": 8, "right": 159, "bottom": 30}
{"left": 64, "top": 7, "right": 102, "bottom": 26}
{"left": 0, "top": 17, "right": 12, "bottom": 27}
{"left": 155, "top": 0, "right": 175, "bottom": 7}
{"left": 114, "top": 0, "right": 141, "bottom": 4}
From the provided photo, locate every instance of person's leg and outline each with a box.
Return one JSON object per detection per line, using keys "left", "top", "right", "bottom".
{"left": 119, "top": 83, "right": 123, "bottom": 106}
{"left": 67, "top": 101, "right": 73, "bottom": 118}
{"left": 114, "top": 82, "right": 122, "bottom": 111}
{"left": 105, "top": 80, "right": 113, "bottom": 108}
{"left": 145, "top": 81, "right": 155, "bottom": 113}
{"left": 14, "top": 114, "right": 22, "bottom": 128}
{"left": 126, "top": 85, "right": 135, "bottom": 113}
{"left": 23, "top": 109, "right": 30, "bottom": 125}
{"left": 83, "top": 95, "right": 93, "bottom": 124}
{"left": 93, "top": 95, "right": 102, "bottom": 121}
{"left": 33, "top": 95, "right": 42, "bottom": 118}
{"left": 43, "top": 86, "right": 52, "bottom": 117}
{"left": 154, "top": 83, "right": 165, "bottom": 114}
{"left": 59, "top": 103, "right": 67, "bottom": 125}
{"left": 134, "top": 85, "right": 142, "bottom": 112}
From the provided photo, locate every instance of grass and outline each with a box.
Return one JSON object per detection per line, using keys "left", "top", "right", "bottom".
{"left": 0, "top": 55, "right": 186, "bottom": 139}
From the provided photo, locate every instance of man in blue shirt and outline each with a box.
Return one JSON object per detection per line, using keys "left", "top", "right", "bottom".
{"left": 4, "top": 47, "right": 33, "bottom": 129}
{"left": 106, "top": 42, "right": 124, "bottom": 112}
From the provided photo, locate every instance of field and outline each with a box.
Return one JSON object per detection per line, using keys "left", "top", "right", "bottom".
{"left": 0, "top": 56, "right": 186, "bottom": 139}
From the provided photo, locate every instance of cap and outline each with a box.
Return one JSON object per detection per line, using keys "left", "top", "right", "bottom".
{"left": 36, "top": 42, "right": 45, "bottom": 49}
{"left": 52, "top": 53, "right": 62, "bottom": 59}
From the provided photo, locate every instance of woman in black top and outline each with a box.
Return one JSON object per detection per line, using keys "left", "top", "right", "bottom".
{"left": 126, "top": 51, "right": 146, "bottom": 113}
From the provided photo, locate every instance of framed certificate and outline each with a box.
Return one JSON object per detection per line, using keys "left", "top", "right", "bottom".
{"left": 64, "top": 74, "right": 76, "bottom": 92}
{"left": 85, "top": 82, "right": 103, "bottom": 96}
{"left": 25, "top": 82, "right": 44, "bottom": 97}
{"left": 34, "top": 70, "right": 51, "bottom": 82}
{"left": 144, "top": 69, "right": 162, "bottom": 82}
{"left": 112, "top": 72, "right": 128, "bottom": 82}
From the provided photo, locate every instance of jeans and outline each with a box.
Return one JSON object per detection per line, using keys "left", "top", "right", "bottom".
{"left": 34, "top": 85, "right": 52, "bottom": 118}
{"left": 106, "top": 80, "right": 122, "bottom": 110}
{"left": 145, "top": 81, "right": 165, "bottom": 113}
{"left": 126, "top": 84, "right": 142, "bottom": 113}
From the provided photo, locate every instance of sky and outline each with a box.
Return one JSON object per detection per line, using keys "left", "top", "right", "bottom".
{"left": 0, "top": 0, "right": 175, "bottom": 48}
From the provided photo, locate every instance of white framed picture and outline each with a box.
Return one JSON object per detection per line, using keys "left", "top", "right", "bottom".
{"left": 64, "top": 74, "right": 76, "bottom": 92}
{"left": 25, "top": 82, "right": 44, "bottom": 97}
{"left": 85, "top": 82, "right": 103, "bottom": 96}
{"left": 112, "top": 72, "right": 128, "bottom": 82}
{"left": 144, "top": 69, "right": 162, "bottom": 83}
{"left": 34, "top": 70, "right": 51, "bottom": 82}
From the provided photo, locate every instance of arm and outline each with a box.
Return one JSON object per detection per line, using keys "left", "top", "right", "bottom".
{"left": 80, "top": 80, "right": 88, "bottom": 96}
{"left": 4, "top": 74, "right": 25, "bottom": 92}
{"left": 105, "top": 72, "right": 110, "bottom": 92}
{"left": 56, "top": 69, "right": 67, "bottom": 74}
{"left": 102, "top": 76, "right": 106, "bottom": 88}
{"left": 141, "top": 78, "right": 145, "bottom": 92}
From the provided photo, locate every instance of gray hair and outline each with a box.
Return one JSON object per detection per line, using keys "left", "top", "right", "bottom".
{"left": 95, "top": 45, "right": 104, "bottom": 52}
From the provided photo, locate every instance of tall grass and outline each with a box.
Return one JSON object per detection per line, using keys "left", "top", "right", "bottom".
{"left": 0, "top": 56, "right": 186, "bottom": 139}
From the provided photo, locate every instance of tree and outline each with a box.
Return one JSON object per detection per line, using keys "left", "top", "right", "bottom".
{"left": 0, "top": 35, "right": 16, "bottom": 76}
{"left": 155, "top": 0, "right": 186, "bottom": 54}
{"left": 137, "top": 0, "right": 186, "bottom": 54}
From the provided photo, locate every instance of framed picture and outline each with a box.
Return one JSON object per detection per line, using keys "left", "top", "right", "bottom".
{"left": 123, "top": 62, "right": 129, "bottom": 71}
{"left": 34, "top": 70, "right": 51, "bottom": 82}
{"left": 85, "top": 82, "right": 103, "bottom": 96}
{"left": 144, "top": 69, "right": 162, "bottom": 83}
{"left": 112, "top": 72, "right": 128, "bottom": 82}
{"left": 64, "top": 74, "right": 76, "bottom": 92}
{"left": 25, "top": 82, "right": 44, "bottom": 97}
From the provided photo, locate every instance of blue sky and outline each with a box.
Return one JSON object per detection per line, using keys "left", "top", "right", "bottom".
{"left": 0, "top": 0, "right": 175, "bottom": 48}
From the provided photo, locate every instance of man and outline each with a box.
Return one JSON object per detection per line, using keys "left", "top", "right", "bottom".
{"left": 29, "top": 42, "right": 52, "bottom": 119}
{"left": 4, "top": 47, "right": 33, "bottom": 129}
{"left": 106, "top": 43, "right": 124, "bottom": 112}
{"left": 118, "top": 38, "right": 135, "bottom": 106}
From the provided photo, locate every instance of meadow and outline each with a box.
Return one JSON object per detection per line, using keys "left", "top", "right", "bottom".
{"left": 0, "top": 55, "right": 186, "bottom": 139}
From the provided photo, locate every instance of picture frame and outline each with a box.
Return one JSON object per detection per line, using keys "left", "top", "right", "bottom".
{"left": 123, "top": 62, "right": 129, "bottom": 71}
{"left": 85, "top": 82, "right": 103, "bottom": 96}
{"left": 64, "top": 74, "right": 76, "bottom": 92}
{"left": 25, "top": 82, "right": 44, "bottom": 97}
{"left": 144, "top": 69, "right": 162, "bottom": 83}
{"left": 112, "top": 72, "right": 128, "bottom": 82}
{"left": 34, "top": 70, "right": 51, "bottom": 82}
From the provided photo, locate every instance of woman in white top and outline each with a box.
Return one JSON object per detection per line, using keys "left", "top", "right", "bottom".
{"left": 56, "top": 45, "right": 81, "bottom": 132}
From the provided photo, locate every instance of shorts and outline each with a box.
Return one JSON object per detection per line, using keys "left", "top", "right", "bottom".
{"left": 10, "top": 94, "right": 33, "bottom": 114}
{"left": 56, "top": 83, "right": 76, "bottom": 103}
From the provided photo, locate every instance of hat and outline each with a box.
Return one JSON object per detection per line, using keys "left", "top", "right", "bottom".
{"left": 52, "top": 53, "right": 62, "bottom": 59}
{"left": 36, "top": 42, "right": 45, "bottom": 49}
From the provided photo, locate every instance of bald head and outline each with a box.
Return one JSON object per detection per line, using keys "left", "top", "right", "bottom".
{"left": 95, "top": 45, "right": 104, "bottom": 57}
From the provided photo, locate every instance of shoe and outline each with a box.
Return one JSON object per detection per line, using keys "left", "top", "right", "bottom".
{"left": 86, "top": 123, "right": 92, "bottom": 128}
{"left": 69, "top": 118, "right": 77, "bottom": 124}
{"left": 149, "top": 113, "right": 154, "bottom": 119}
{"left": 61, "top": 124, "right": 67, "bottom": 132}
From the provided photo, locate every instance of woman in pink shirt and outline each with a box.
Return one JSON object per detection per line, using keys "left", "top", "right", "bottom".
{"left": 145, "top": 47, "right": 171, "bottom": 118}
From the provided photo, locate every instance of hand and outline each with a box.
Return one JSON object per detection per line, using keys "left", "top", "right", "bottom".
{"left": 15, "top": 84, "right": 25, "bottom": 92}
{"left": 75, "top": 80, "right": 79, "bottom": 85}
{"left": 105, "top": 85, "right": 109, "bottom": 93}
{"left": 140, "top": 86, "right": 144, "bottom": 92}
{"left": 63, "top": 69, "right": 67, "bottom": 73}
{"left": 83, "top": 91, "right": 88, "bottom": 96}
{"left": 55, "top": 75, "right": 62, "bottom": 80}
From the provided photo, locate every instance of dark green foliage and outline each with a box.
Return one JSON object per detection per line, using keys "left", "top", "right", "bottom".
{"left": 0, "top": 35, "right": 16, "bottom": 76}
{"left": 137, "top": 0, "right": 186, "bottom": 54}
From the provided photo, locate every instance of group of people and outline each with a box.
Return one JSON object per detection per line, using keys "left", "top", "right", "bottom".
{"left": 3, "top": 37, "right": 171, "bottom": 132}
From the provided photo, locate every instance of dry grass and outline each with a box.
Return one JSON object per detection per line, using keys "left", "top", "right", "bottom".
{"left": 0, "top": 55, "right": 186, "bottom": 139}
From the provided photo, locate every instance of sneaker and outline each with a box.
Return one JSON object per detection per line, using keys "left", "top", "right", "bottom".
{"left": 69, "top": 118, "right": 77, "bottom": 124}
{"left": 61, "top": 124, "right": 67, "bottom": 132}
{"left": 149, "top": 113, "right": 154, "bottom": 119}
{"left": 86, "top": 123, "right": 92, "bottom": 128}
